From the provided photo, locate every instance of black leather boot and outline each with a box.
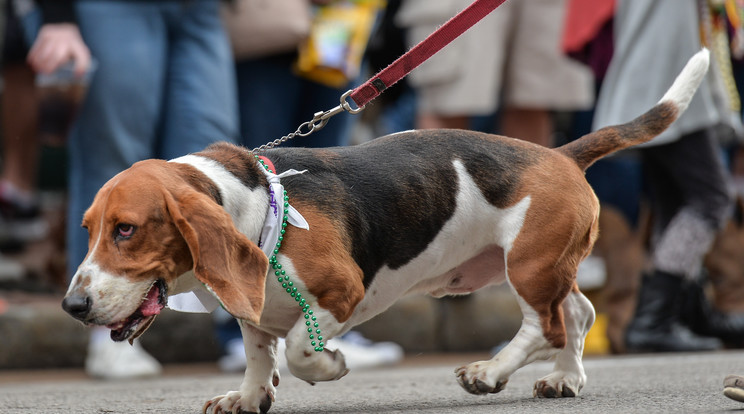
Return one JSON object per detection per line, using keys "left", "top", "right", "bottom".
{"left": 625, "top": 271, "right": 722, "bottom": 352}
{"left": 680, "top": 273, "right": 744, "bottom": 346}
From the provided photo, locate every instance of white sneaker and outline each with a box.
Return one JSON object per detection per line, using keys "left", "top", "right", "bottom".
{"left": 276, "top": 332, "right": 403, "bottom": 373}
{"left": 577, "top": 254, "right": 607, "bottom": 290}
{"left": 327, "top": 331, "right": 404, "bottom": 370}
{"left": 0, "top": 254, "right": 23, "bottom": 281}
{"left": 219, "top": 332, "right": 404, "bottom": 374}
{"left": 217, "top": 338, "right": 248, "bottom": 373}
{"left": 86, "top": 337, "right": 162, "bottom": 380}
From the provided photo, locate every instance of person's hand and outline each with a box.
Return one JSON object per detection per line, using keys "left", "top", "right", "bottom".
{"left": 27, "top": 23, "right": 91, "bottom": 77}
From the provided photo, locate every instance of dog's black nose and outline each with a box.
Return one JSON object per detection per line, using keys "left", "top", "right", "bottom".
{"left": 62, "top": 295, "right": 92, "bottom": 321}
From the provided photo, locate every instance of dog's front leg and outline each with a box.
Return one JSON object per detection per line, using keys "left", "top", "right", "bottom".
{"left": 284, "top": 308, "right": 350, "bottom": 383}
{"left": 204, "top": 321, "right": 279, "bottom": 414}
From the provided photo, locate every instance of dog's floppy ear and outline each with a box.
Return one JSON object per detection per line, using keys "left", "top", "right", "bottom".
{"left": 164, "top": 188, "right": 268, "bottom": 324}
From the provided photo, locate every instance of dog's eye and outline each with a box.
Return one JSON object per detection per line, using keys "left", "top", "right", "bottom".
{"left": 115, "top": 224, "right": 135, "bottom": 239}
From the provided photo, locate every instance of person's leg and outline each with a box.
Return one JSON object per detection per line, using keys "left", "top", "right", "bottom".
{"left": 158, "top": 0, "right": 238, "bottom": 158}
{"left": 501, "top": 0, "right": 593, "bottom": 147}
{"left": 645, "top": 129, "right": 731, "bottom": 278}
{"left": 647, "top": 129, "right": 744, "bottom": 343}
{"left": 625, "top": 128, "right": 732, "bottom": 352}
{"left": 235, "top": 54, "right": 302, "bottom": 149}
{"left": 0, "top": 3, "right": 48, "bottom": 249}
{"left": 1, "top": 63, "right": 38, "bottom": 194}
{"left": 499, "top": 108, "right": 553, "bottom": 146}
{"left": 0, "top": 62, "right": 49, "bottom": 248}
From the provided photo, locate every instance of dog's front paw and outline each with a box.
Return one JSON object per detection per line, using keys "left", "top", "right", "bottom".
{"left": 455, "top": 362, "right": 509, "bottom": 395}
{"left": 317, "top": 347, "right": 351, "bottom": 381}
{"left": 203, "top": 385, "right": 275, "bottom": 414}
{"left": 533, "top": 371, "right": 584, "bottom": 398}
{"left": 287, "top": 347, "right": 350, "bottom": 383}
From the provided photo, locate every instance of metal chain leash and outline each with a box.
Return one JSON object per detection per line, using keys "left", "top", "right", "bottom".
{"left": 251, "top": 90, "right": 366, "bottom": 153}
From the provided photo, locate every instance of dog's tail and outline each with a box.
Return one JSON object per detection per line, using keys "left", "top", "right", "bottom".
{"left": 557, "top": 48, "right": 710, "bottom": 171}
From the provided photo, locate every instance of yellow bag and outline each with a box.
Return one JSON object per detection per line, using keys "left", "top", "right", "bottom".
{"left": 295, "top": 0, "right": 385, "bottom": 88}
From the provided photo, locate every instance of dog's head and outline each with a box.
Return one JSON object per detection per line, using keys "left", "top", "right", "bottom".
{"left": 62, "top": 159, "right": 269, "bottom": 342}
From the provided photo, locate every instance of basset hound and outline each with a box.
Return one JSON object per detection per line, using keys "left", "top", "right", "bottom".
{"left": 62, "top": 50, "right": 710, "bottom": 413}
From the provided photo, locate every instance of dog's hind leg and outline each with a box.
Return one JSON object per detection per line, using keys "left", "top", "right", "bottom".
{"left": 455, "top": 294, "right": 561, "bottom": 394}
{"left": 533, "top": 287, "right": 595, "bottom": 398}
{"left": 455, "top": 258, "right": 568, "bottom": 394}
{"left": 455, "top": 257, "right": 571, "bottom": 395}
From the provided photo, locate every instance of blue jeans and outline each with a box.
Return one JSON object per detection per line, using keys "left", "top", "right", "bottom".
{"left": 585, "top": 156, "right": 643, "bottom": 228}
{"left": 66, "top": 0, "right": 239, "bottom": 277}
{"left": 235, "top": 53, "right": 354, "bottom": 149}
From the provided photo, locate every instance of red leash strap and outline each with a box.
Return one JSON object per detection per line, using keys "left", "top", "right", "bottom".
{"left": 349, "top": 0, "right": 509, "bottom": 109}
{"left": 252, "top": 0, "right": 508, "bottom": 152}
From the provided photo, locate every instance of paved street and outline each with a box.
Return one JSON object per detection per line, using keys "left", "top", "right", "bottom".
{"left": 2, "top": 351, "right": 744, "bottom": 413}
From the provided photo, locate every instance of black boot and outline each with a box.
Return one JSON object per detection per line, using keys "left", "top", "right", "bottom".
{"left": 625, "top": 271, "right": 722, "bottom": 352}
{"left": 680, "top": 273, "right": 744, "bottom": 346}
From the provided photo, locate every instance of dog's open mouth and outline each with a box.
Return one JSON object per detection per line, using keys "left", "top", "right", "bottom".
{"left": 106, "top": 279, "right": 167, "bottom": 343}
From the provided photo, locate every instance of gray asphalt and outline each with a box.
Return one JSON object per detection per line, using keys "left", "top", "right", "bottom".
{"left": 2, "top": 351, "right": 744, "bottom": 413}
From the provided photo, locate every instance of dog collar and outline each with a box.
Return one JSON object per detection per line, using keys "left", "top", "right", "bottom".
{"left": 257, "top": 156, "right": 275, "bottom": 175}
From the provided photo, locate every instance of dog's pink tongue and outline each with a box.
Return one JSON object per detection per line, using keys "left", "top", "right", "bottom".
{"left": 140, "top": 284, "right": 164, "bottom": 316}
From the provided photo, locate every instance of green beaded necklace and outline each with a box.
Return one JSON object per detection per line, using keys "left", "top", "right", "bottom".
{"left": 256, "top": 155, "right": 324, "bottom": 352}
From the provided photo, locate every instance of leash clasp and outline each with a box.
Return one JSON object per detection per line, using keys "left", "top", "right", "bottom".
{"left": 297, "top": 90, "right": 366, "bottom": 137}
{"left": 252, "top": 90, "right": 367, "bottom": 151}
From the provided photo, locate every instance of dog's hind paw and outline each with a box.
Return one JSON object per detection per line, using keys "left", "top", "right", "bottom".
{"left": 455, "top": 364, "right": 508, "bottom": 395}
{"left": 203, "top": 387, "right": 274, "bottom": 414}
{"left": 533, "top": 373, "right": 583, "bottom": 398}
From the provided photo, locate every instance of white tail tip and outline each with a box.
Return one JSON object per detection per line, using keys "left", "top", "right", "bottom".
{"left": 658, "top": 48, "right": 710, "bottom": 113}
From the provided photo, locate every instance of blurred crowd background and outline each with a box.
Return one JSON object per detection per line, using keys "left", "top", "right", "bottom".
{"left": 2, "top": 0, "right": 744, "bottom": 380}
